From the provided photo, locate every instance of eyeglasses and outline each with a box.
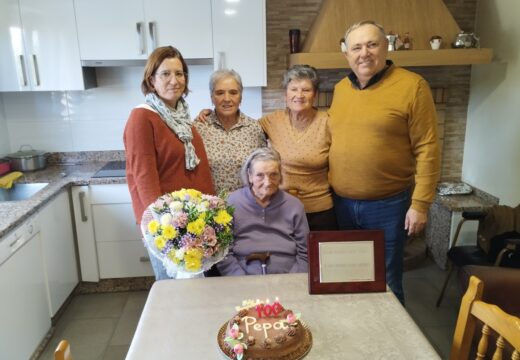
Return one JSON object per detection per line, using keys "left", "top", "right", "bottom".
{"left": 155, "top": 70, "right": 186, "bottom": 81}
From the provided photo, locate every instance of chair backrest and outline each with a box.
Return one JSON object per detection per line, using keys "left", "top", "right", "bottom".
{"left": 450, "top": 276, "right": 520, "bottom": 359}
{"left": 54, "top": 340, "right": 73, "bottom": 360}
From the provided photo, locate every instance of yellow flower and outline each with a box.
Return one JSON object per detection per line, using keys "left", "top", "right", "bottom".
{"left": 184, "top": 248, "right": 203, "bottom": 271}
{"left": 185, "top": 248, "right": 203, "bottom": 260}
{"left": 154, "top": 236, "right": 166, "bottom": 250}
{"left": 187, "top": 218, "right": 205, "bottom": 235}
{"left": 184, "top": 257, "right": 202, "bottom": 271}
{"left": 147, "top": 220, "right": 160, "bottom": 234}
{"left": 161, "top": 224, "right": 177, "bottom": 239}
{"left": 187, "top": 189, "right": 202, "bottom": 201}
{"left": 214, "top": 209, "right": 232, "bottom": 225}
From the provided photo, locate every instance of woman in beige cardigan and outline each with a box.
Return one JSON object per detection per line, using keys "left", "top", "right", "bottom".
{"left": 260, "top": 65, "right": 336, "bottom": 231}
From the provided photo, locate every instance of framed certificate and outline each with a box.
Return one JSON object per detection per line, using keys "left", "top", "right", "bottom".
{"left": 307, "top": 230, "right": 386, "bottom": 294}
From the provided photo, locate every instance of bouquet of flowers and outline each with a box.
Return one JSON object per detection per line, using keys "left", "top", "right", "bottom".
{"left": 142, "top": 188, "right": 234, "bottom": 279}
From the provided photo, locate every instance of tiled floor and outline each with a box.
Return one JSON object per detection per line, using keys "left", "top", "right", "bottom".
{"left": 403, "top": 257, "right": 462, "bottom": 359}
{"left": 37, "top": 291, "right": 148, "bottom": 360}
{"left": 38, "top": 257, "right": 461, "bottom": 360}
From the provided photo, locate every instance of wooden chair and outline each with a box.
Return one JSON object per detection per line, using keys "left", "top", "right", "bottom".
{"left": 54, "top": 340, "right": 73, "bottom": 360}
{"left": 450, "top": 276, "right": 520, "bottom": 359}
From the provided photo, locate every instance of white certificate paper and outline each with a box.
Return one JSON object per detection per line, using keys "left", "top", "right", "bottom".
{"left": 319, "top": 241, "right": 375, "bottom": 283}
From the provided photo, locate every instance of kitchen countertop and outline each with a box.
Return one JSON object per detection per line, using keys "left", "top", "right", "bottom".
{"left": 434, "top": 193, "right": 497, "bottom": 212}
{"left": 0, "top": 163, "right": 127, "bottom": 238}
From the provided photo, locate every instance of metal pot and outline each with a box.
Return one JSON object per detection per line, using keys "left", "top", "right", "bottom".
{"left": 6, "top": 145, "right": 48, "bottom": 172}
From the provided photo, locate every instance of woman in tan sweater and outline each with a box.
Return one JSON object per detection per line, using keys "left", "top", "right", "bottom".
{"left": 260, "top": 65, "right": 336, "bottom": 230}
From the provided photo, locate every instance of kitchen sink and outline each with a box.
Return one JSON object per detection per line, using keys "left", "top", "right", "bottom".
{"left": 0, "top": 183, "right": 49, "bottom": 202}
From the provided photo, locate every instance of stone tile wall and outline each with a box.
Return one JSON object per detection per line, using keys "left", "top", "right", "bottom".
{"left": 263, "top": 0, "right": 478, "bottom": 181}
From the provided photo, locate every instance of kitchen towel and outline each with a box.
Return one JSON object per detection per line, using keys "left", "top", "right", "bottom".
{"left": 0, "top": 171, "right": 23, "bottom": 189}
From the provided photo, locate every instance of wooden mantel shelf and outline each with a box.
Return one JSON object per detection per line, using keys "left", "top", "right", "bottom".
{"left": 288, "top": 48, "right": 493, "bottom": 69}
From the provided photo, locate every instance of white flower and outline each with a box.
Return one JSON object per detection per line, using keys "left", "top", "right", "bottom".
{"left": 175, "top": 248, "right": 185, "bottom": 260}
{"left": 169, "top": 201, "right": 183, "bottom": 212}
{"left": 196, "top": 202, "right": 209, "bottom": 212}
{"left": 160, "top": 213, "right": 173, "bottom": 226}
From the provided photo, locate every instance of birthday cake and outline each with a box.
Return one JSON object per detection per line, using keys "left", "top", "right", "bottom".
{"left": 218, "top": 299, "right": 312, "bottom": 360}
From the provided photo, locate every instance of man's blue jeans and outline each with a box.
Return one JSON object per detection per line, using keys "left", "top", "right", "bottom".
{"left": 333, "top": 189, "right": 410, "bottom": 304}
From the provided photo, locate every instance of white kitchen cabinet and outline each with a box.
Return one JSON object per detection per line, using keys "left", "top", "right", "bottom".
{"left": 0, "top": 216, "right": 51, "bottom": 360}
{"left": 39, "top": 190, "right": 79, "bottom": 317}
{"left": 74, "top": 0, "right": 213, "bottom": 61}
{"left": 211, "top": 0, "right": 266, "bottom": 86}
{"left": 72, "top": 184, "right": 153, "bottom": 280}
{"left": 0, "top": 0, "right": 93, "bottom": 91}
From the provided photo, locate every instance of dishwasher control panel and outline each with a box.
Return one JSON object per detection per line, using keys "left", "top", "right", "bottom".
{"left": 0, "top": 215, "right": 40, "bottom": 265}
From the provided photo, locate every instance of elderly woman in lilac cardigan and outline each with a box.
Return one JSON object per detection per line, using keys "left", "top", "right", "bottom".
{"left": 217, "top": 148, "right": 309, "bottom": 275}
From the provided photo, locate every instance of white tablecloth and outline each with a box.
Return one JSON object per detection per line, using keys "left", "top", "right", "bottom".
{"left": 126, "top": 273, "right": 440, "bottom": 359}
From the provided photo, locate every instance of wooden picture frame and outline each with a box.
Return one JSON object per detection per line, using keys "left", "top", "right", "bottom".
{"left": 307, "top": 230, "right": 386, "bottom": 294}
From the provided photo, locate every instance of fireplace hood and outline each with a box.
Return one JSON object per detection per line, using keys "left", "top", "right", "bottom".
{"left": 289, "top": 0, "right": 492, "bottom": 69}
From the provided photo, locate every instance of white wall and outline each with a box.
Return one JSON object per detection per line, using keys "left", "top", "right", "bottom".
{"left": 462, "top": 0, "right": 520, "bottom": 206}
{"left": 1, "top": 66, "right": 262, "bottom": 152}
{"left": 0, "top": 97, "right": 9, "bottom": 156}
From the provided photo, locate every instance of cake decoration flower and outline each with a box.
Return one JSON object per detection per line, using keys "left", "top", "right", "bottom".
{"left": 224, "top": 324, "right": 247, "bottom": 360}
{"left": 286, "top": 312, "right": 301, "bottom": 325}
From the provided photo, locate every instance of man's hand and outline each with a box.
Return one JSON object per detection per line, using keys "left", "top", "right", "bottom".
{"left": 404, "top": 208, "right": 427, "bottom": 236}
{"left": 195, "top": 108, "right": 212, "bottom": 122}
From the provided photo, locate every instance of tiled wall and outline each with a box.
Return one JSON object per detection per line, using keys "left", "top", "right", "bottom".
{"left": 0, "top": 66, "right": 262, "bottom": 154}
{"left": 263, "top": 0, "right": 478, "bottom": 181}
{"left": 0, "top": 100, "right": 9, "bottom": 155}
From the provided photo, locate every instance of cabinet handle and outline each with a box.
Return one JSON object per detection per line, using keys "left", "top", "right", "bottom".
{"left": 32, "top": 55, "right": 41, "bottom": 86}
{"left": 136, "top": 22, "right": 145, "bottom": 55}
{"left": 139, "top": 256, "right": 150, "bottom": 263}
{"left": 18, "top": 55, "right": 28, "bottom": 86}
{"left": 9, "top": 233, "right": 23, "bottom": 248}
{"left": 148, "top": 22, "right": 157, "bottom": 51}
{"left": 217, "top": 51, "right": 226, "bottom": 70}
{"left": 79, "top": 191, "right": 88, "bottom": 222}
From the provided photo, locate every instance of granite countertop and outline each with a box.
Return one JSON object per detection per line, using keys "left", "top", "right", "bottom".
{"left": 434, "top": 192, "right": 497, "bottom": 212}
{"left": 0, "top": 163, "right": 127, "bottom": 238}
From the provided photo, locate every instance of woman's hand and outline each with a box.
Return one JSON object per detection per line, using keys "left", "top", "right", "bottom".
{"left": 194, "top": 108, "right": 212, "bottom": 122}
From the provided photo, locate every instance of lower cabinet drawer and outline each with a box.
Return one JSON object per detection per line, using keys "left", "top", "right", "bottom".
{"left": 97, "top": 241, "right": 154, "bottom": 278}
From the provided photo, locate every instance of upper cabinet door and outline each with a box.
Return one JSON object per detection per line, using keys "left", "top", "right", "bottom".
{"left": 20, "top": 0, "right": 86, "bottom": 91}
{"left": 74, "top": 0, "right": 212, "bottom": 61}
{"left": 0, "top": 0, "right": 29, "bottom": 91}
{"left": 211, "top": 0, "right": 266, "bottom": 87}
{"left": 0, "top": 0, "right": 88, "bottom": 91}
{"left": 74, "top": 0, "right": 147, "bottom": 61}
{"left": 144, "top": 0, "right": 212, "bottom": 59}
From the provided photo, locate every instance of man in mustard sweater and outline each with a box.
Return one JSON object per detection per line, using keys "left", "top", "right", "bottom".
{"left": 329, "top": 20, "right": 440, "bottom": 304}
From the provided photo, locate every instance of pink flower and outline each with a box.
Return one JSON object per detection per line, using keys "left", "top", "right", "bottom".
{"left": 286, "top": 313, "right": 296, "bottom": 324}
{"left": 201, "top": 226, "right": 217, "bottom": 246}
{"left": 204, "top": 247, "right": 215, "bottom": 257}
{"left": 172, "top": 213, "right": 188, "bottom": 228}
{"left": 229, "top": 328, "right": 239, "bottom": 339}
{"left": 233, "top": 343, "right": 244, "bottom": 355}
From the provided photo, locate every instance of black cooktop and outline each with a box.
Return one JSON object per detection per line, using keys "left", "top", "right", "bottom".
{"left": 92, "top": 161, "right": 126, "bottom": 178}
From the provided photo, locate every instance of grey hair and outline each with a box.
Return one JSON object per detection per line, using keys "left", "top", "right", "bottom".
{"left": 343, "top": 20, "right": 387, "bottom": 49}
{"left": 209, "top": 69, "right": 243, "bottom": 95}
{"left": 282, "top": 65, "right": 320, "bottom": 93}
{"left": 240, "top": 147, "right": 282, "bottom": 186}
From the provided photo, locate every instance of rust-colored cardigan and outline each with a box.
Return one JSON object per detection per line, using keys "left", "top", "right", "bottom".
{"left": 124, "top": 107, "right": 215, "bottom": 223}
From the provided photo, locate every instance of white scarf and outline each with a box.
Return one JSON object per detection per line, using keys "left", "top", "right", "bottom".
{"left": 145, "top": 93, "right": 200, "bottom": 170}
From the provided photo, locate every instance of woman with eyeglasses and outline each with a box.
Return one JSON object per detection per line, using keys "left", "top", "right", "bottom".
{"left": 124, "top": 46, "right": 214, "bottom": 280}
{"left": 216, "top": 148, "right": 309, "bottom": 276}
